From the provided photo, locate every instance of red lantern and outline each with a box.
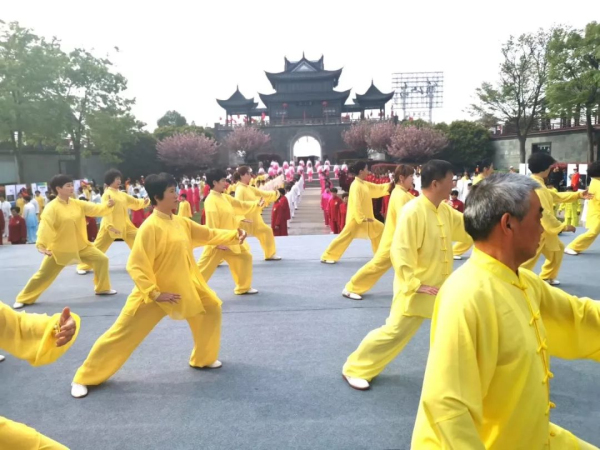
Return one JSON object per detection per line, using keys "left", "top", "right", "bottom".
{"left": 322, "top": 101, "right": 328, "bottom": 107}
{"left": 282, "top": 103, "right": 288, "bottom": 109}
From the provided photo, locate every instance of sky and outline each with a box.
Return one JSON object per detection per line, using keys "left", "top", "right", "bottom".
{"left": 3, "top": 1, "right": 596, "bottom": 130}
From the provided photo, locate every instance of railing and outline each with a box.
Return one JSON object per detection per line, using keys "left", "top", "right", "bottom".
{"left": 491, "top": 117, "right": 600, "bottom": 136}
{"left": 215, "top": 117, "right": 392, "bottom": 130}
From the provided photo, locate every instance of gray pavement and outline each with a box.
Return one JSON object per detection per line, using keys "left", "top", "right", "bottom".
{"left": 1, "top": 222, "right": 600, "bottom": 449}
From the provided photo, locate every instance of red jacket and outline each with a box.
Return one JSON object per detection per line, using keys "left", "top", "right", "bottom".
{"left": 9, "top": 215, "right": 26, "bottom": 244}
{"left": 271, "top": 196, "right": 291, "bottom": 236}
{"left": 339, "top": 203, "right": 348, "bottom": 230}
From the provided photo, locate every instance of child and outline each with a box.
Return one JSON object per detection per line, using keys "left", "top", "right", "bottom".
{"left": 321, "top": 188, "right": 332, "bottom": 226}
{"left": 328, "top": 188, "right": 342, "bottom": 234}
{"left": 8, "top": 207, "right": 27, "bottom": 244}
{"left": 177, "top": 193, "right": 193, "bottom": 218}
{"left": 448, "top": 189, "right": 464, "bottom": 213}
{"left": 339, "top": 193, "right": 349, "bottom": 231}
{"left": 558, "top": 186, "right": 581, "bottom": 227}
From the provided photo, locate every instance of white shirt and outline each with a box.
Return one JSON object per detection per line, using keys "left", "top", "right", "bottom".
{"left": 31, "top": 198, "right": 40, "bottom": 215}
{"left": 1, "top": 200, "right": 10, "bottom": 218}
{"left": 23, "top": 202, "right": 36, "bottom": 220}
{"left": 92, "top": 193, "right": 102, "bottom": 204}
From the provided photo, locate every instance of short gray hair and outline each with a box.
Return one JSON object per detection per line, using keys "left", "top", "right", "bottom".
{"left": 464, "top": 173, "right": 539, "bottom": 241}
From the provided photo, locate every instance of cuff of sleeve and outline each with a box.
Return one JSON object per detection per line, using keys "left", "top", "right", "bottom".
{"left": 150, "top": 290, "right": 161, "bottom": 301}
{"left": 400, "top": 279, "right": 421, "bottom": 296}
{"left": 32, "top": 312, "right": 81, "bottom": 367}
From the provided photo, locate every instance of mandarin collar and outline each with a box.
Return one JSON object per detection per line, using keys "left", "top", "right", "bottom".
{"left": 470, "top": 248, "right": 527, "bottom": 289}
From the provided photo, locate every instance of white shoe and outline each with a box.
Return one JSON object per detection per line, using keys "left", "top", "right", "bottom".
{"left": 266, "top": 255, "right": 282, "bottom": 261}
{"left": 342, "top": 374, "right": 370, "bottom": 391}
{"left": 545, "top": 279, "right": 561, "bottom": 286}
{"left": 342, "top": 289, "right": 363, "bottom": 300}
{"left": 0, "top": 355, "right": 5, "bottom": 362}
{"left": 240, "top": 288, "right": 259, "bottom": 295}
{"left": 71, "top": 383, "right": 88, "bottom": 398}
{"left": 95, "top": 289, "right": 117, "bottom": 296}
{"left": 12, "top": 302, "right": 24, "bottom": 309}
{"left": 321, "top": 260, "right": 336, "bottom": 264}
{"left": 453, "top": 255, "right": 463, "bottom": 260}
{"left": 76, "top": 270, "right": 88, "bottom": 275}
{"left": 207, "top": 360, "right": 222, "bottom": 369}
{"left": 564, "top": 248, "right": 579, "bottom": 256}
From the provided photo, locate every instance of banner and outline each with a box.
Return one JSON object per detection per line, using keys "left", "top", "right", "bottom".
{"left": 16, "top": 184, "right": 28, "bottom": 196}
{"left": 31, "top": 182, "right": 49, "bottom": 197}
{"left": 5, "top": 185, "right": 16, "bottom": 202}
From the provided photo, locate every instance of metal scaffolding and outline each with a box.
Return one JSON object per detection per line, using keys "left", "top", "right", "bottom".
{"left": 391, "top": 72, "right": 444, "bottom": 123}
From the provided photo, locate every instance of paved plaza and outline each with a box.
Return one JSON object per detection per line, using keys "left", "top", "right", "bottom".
{"left": 1, "top": 202, "right": 600, "bottom": 449}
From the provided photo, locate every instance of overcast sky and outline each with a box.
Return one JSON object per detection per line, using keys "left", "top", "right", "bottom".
{"left": 3, "top": 1, "right": 595, "bottom": 129}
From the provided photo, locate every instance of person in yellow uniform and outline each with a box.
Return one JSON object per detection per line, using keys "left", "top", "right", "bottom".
{"left": 71, "top": 172, "right": 247, "bottom": 399}
{"left": 321, "top": 162, "right": 391, "bottom": 264}
{"left": 566, "top": 161, "right": 600, "bottom": 256}
{"left": 197, "top": 169, "right": 264, "bottom": 295}
{"left": 34, "top": 190, "right": 45, "bottom": 218}
{"left": 234, "top": 166, "right": 281, "bottom": 261}
{"left": 77, "top": 169, "right": 149, "bottom": 275}
{"left": 0, "top": 302, "right": 79, "bottom": 450}
{"left": 14, "top": 175, "right": 117, "bottom": 309}
{"left": 522, "top": 152, "right": 591, "bottom": 285}
{"left": 412, "top": 172, "right": 600, "bottom": 449}
{"left": 177, "top": 193, "right": 193, "bottom": 218}
{"left": 16, "top": 192, "right": 25, "bottom": 216}
{"left": 342, "top": 160, "right": 471, "bottom": 390}
{"left": 453, "top": 159, "right": 494, "bottom": 260}
{"left": 342, "top": 165, "right": 415, "bottom": 300}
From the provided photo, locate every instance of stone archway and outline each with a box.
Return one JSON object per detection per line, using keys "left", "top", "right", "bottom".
{"left": 289, "top": 130, "right": 323, "bottom": 163}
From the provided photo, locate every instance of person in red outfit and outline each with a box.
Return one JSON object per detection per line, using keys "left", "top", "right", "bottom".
{"left": 78, "top": 196, "right": 100, "bottom": 241}
{"left": 328, "top": 188, "right": 342, "bottom": 234}
{"left": 8, "top": 207, "right": 27, "bottom": 244}
{"left": 338, "top": 193, "right": 348, "bottom": 231}
{"left": 192, "top": 184, "right": 201, "bottom": 213}
{"left": 271, "top": 188, "right": 291, "bottom": 236}
{"left": 571, "top": 167, "right": 580, "bottom": 191}
{"left": 447, "top": 189, "right": 465, "bottom": 213}
{"left": 0, "top": 207, "right": 4, "bottom": 245}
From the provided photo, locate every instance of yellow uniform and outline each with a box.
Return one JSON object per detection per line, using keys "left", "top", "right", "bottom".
{"left": 321, "top": 178, "right": 391, "bottom": 262}
{"left": 35, "top": 195, "right": 45, "bottom": 216}
{"left": 558, "top": 199, "right": 581, "bottom": 227}
{"left": 0, "top": 302, "right": 81, "bottom": 450}
{"left": 568, "top": 178, "right": 600, "bottom": 253}
{"left": 522, "top": 175, "right": 582, "bottom": 280}
{"left": 73, "top": 210, "right": 240, "bottom": 386}
{"left": 78, "top": 187, "right": 148, "bottom": 272}
{"left": 197, "top": 191, "right": 259, "bottom": 294}
{"left": 177, "top": 199, "right": 193, "bottom": 218}
{"left": 345, "top": 186, "right": 414, "bottom": 294}
{"left": 343, "top": 195, "right": 471, "bottom": 380}
{"left": 235, "top": 183, "right": 279, "bottom": 259}
{"left": 17, "top": 198, "right": 113, "bottom": 305}
{"left": 412, "top": 249, "right": 600, "bottom": 449}
{"left": 16, "top": 197, "right": 25, "bottom": 216}
{"left": 452, "top": 174, "right": 482, "bottom": 256}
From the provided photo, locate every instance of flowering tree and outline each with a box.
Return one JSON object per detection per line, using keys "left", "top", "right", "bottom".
{"left": 223, "top": 126, "right": 271, "bottom": 161}
{"left": 366, "top": 122, "right": 396, "bottom": 152}
{"left": 387, "top": 126, "right": 448, "bottom": 162}
{"left": 342, "top": 121, "right": 372, "bottom": 154}
{"left": 157, "top": 133, "right": 218, "bottom": 172}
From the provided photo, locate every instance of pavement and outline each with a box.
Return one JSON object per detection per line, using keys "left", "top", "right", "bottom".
{"left": 1, "top": 203, "right": 600, "bottom": 449}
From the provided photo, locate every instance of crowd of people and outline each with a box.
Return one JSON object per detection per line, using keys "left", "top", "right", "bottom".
{"left": 1, "top": 152, "right": 600, "bottom": 448}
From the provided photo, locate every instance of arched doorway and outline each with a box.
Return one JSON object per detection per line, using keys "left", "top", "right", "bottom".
{"left": 292, "top": 135, "right": 322, "bottom": 164}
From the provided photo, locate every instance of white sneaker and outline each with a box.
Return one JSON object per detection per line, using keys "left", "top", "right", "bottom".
{"left": 321, "top": 260, "right": 336, "bottom": 264}
{"left": 207, "top": 360, "right": 222, "bottom": 369}
{"left": 77, "top": 270, "right": 88, "bottom": 275}
{"left": 545, "top": 279, "right": 561, "bottom": 286}
{"left": 12, "top": 302, "right": 24, "bottom": 309}
{"left": 71, "top": 383, "right": 88, "bottom": 398}
{"left": 564, "top": 248, "right": 579, "bottom": 256}
{"left": 342, "top": 374, "right": 370, "bottom": 391}
{"left": 95, "top": 289, "right": 117, "bottom": 296}
{"left": 266, "top": 255, "right": 282, "bottom": 261}
{"left": 342, "top": 289, "right": 363, "bottom": 300}
{"left": 240, "top": 288, "right": 259, "bottom": 295}
{"left": 453, "top": 255, "right": 463, "bottom": 260}
{"left": 0, "top": 355, "right": 5, "bottom": 362}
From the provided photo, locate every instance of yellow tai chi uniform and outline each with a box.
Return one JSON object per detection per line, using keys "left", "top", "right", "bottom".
{"left": 16, "top": 197, "right": 25, "bottom": 216}
{"left": 343, "top": 195, "right": 471, "bottom": 380}
{"left": 412, "top": 249, "right": 600, "bottom": 449}
{"left": 177, "top": 199, "right": 193, "bottom": 218}
{"left": 344, "top": 186, "right": 414, "bottom": 294}
{"left": 452, "top": 173, "right": 483, "bottom": 257}
{"left": 35, "top": 195, "right": 45, "bottom": 217}
{"left": 558, "top": 199, "right": 582, "bottom": 227}
{"left": 197, "top": 191, "right": 260, "bottom": 294}
{"left": 321, "top": 178, "right": 391, "bottom": 262}
{"left": 522, "top": 174, "right": 583, "bottom": 280}
{"left": 235, "top": 183, "right": 279, "bottom": 259}
{"left": 77, "top": 187, "right": 148, "bottom": 272}
{"left": 0, "top": 302, "right": 81, "bottom": 450}
{"left": 73, "top": 210, "right": 240, "bottom": 386}
{"left": 17, "top": 198, "right": 113, "bottom": 305}
{"left": 568, "top": 178, "right": 600, "bottom": 253}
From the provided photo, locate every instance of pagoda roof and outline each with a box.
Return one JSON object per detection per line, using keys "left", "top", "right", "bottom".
{"left": 217, "top": 86, "right": 258, "bottom": 110}
{"left": 265, "top": 68, "right": 343, "bottom": 88}
{"left": 284, "top": 54, "right": 324, "bottom": 72}
{"left": 258, "top": 89, "right": 351, "bottom": 105}
{"left": 354, "top": 81, "right": 394, "bottom": 104}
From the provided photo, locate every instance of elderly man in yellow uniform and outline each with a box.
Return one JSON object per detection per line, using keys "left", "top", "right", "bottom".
{"left": 412, "top": 172, "right": 600, "bottom": 449}
{"left": 234, "top": 166, "right": 281, "bottom": 261}
{"left": 77, "top": 169, "right": 149, "bottom": 275}
{"left": 1, "top": 302, "right": 79, "bottom": 449}
{"left": 341, "top": 164, "right": 415, "bottom": 300}
{"left": 197, "top": 168, "right": 264, "bottom": 295}
{"left": 71, "top": 172, "right": 247, "bottom": 399}
{"left": 342, "top": 160, "right": 471, "bottom": 390}
{"left": 566, "top": 161, "right": 600, "bottom": 256}
{"left": 321, "top": 161, "right": 391, "bottom": 264}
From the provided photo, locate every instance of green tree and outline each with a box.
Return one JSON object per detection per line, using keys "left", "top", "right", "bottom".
{"left": 118, "top": 131, "right": 162, "bottom": 180}
{"left": 547, "top": 23, "right": 600, "bottom": 162}
{"left": 153, "top": 124, "right": 213, "bottom": 141}
{"left": 157, "top": 110, "right": 187, "bottom": 127}
{"left": 471, "top": 30, "right": 550, "bottom": 163}
{"left": 437, "top": 121, "right": 493, "bottom": 168}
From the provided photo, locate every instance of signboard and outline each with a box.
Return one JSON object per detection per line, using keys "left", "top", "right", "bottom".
{"left": 31, "top": 182, "right": 49, "bottom": 197}
{"left": 5, "top": 185, "right": 16, "bottom": 202}
{"left": 392, "top": 72, "right": 444, "bottom": 122}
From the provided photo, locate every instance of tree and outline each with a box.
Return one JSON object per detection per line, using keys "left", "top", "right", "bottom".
{"left": 119, "top": 131, "right": 162, "bottom": 180}
{"left": 157, "top": 110, "right": 187, "bottom": 128}
{"left": 366, "top": 122, "right": 396, "bottom": 153}
{"left": 387, "top": 126, "right": 448, "bottom": 162}
{"left": 223, "top": 127, "right": 270, "bottom": 162}
{"left": 157, "top": 133, "right": 218, "bottom": 173}
{"left": 153, "top": 124, "right": 213, "bottom": 141}
{"left": 436, "top": 121, "right": 493, "bottom": 167}
{"left": 547, "top": 23, "right": 600, "bottom": 162}
{"left": 471, "top": 30, "right": 550, "bottom": 163}
{"left": 342, "top": 121, "right": 371, "bottom": 157}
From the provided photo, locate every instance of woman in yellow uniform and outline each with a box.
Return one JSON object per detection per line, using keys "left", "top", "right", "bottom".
{"left": 321, "top": 161, "right": 390, "bottom": 264}
{"left": 0, "top": 302, "right": 79, "bottom": 450}
{"left": 14, "top": 175, "right": 116, "bottom": 309}
{"left": 342, "top": 160, "right": 471, "bottom": 390}
{"left": 71, "top": 172, "right": 247, "bottom": 399}
{"left": 566, "top": 161, "right": 600, "bottom": 256}
{"left": 77, "top": 169, "right": 149, "bottom": 275}
{"left": 522, "top": 153, "right": 590, "bottom": 285}
{"left": 413, "top": 173, "right": 600, "bottom": 449}
{"left": 342, "top": 165, "right": 415, "bottom": 300}
{"left": 234, "top": 166, "right": 281, "bottom": 261}
{"left": 197, "top": 169, "right": 264, "bottom": 295}
{"left": 177, "top": 193, "right": 193, "bottom": 218}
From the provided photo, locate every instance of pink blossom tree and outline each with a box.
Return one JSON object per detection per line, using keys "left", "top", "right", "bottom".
{"left": 157, "top": 133, "right": 219, "bottom": 172}
{"left": 387, "top": 126, "right": 448, "bottom": 162}
{"left": 366, "top": 121, "right": 396, "bottom": 153}
{"left": 223, "top": 126, "right": 271, "bottom": 161}
{"left": 342, "top": 121, "right": 372, "bottom": 155}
